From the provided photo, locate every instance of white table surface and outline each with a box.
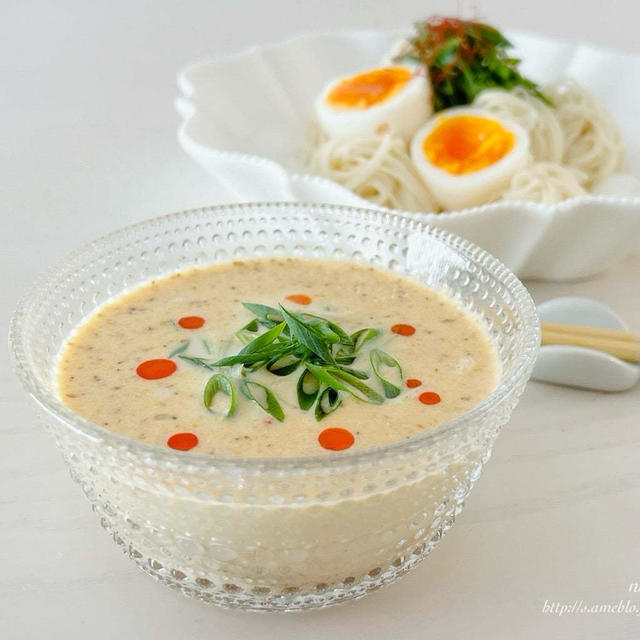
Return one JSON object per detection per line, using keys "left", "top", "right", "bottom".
{"left": 2, "top": 1, "right": 639, "bottom": 638}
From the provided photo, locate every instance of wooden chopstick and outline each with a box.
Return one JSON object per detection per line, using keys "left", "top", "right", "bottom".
{"left": 541, "top": 322, "right": 640, "bottom": 363}
{"left": 542, "top": 322, "right": 638, "bottom": 342}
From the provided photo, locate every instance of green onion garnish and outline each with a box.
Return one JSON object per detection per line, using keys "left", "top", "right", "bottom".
{"left": 168, "top": 340, "right": 190, "bottom": 358}
{"left": 370, "top": 348, "right": 403, "bottom": 398}
{"left": 266, "top": 353, "right": 302, "bottom": 376}
{"left": 203, "top": 373, "right": 237, "bottom": 416}
{"left": 315, "top": 387, "right": 342, "bottom": 420}
{"left": 172, "top": 302, "right": 404, "bottom": 422}
{"left": 279, "top": 305, "right": 335, "bottom": 363}
{"left": 178, "top": 354, "right": 218, "bottom": 370}
{"left": 239, "top": 379, "right": 285, "bottom": 422}
{"left": 296, "top": 368, "right": 320, "bottom": 410}
{"left": 235, "top": 318, "right": 260, "bottom": 345}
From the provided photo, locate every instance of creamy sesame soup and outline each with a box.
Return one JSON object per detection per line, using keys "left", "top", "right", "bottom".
{"left": 58, "top": 258, "right": 497, "bottom": 457}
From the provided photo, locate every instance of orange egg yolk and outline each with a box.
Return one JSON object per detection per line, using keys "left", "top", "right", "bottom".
{"left": 423, "top": 115, "right": 515, "bottom": 174}
{"left": 327, "top": 67, "right": 412, "bottom": 109}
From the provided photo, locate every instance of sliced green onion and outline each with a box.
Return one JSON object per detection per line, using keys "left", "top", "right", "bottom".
{"left": 168, "top": 340, "right": 190, "bottom": 358}
{"left": 242, "top": 302, "right": 284, "bottom": 327}
{"left": 296, "top": 368, "right": 319, "bottom": 410}
{"left": 266, "top": 352, "right": 301, "bottom": 376}
{"left": 239, "top": 379, "right": 285, "bottom": 422}
{"left": 198, "top": 300, "right": 403, "bottom": 422}
{"left": 351, "top": 328, "right": 380, "bottom": 351}
{"left": 329, "top": 367, "right": 384, "bottom": 404}
{"left": 315, "top": 387, "right": 342, "bottom": 420}
{"left": 334, "top": 350, "right": 356, "bottom": 365}
{"left": 235, "top": 318, "right": 260, "bottom": 345}
{"left": 304, "top": 362, "right": 350, "bottom": 393}
{"left": 306, "top": 363, "right": 383, "bottom": 404}
{"left": 238, "top": 321, "right": 286, "bottom": 355}
{"left": 214, "top": 341, "right": 297, "bottom": 368}
{"left": 201, "top": 338, "right": 212, "bottom": 354}
{"left": 335, "top": 327, "right": 380, "bottom": 363}
{"left": 326, "top": 320, "right": 355, "bottom": 347}
{"left": 279, "top": 306, "right": 334, "bottom": 363}
{"left": 370, "top": 348, "right": 403, "bottom": 399}
{"left": 302, "top": 314, "right": 353, "bottom": 346}
{"left": 302, "top": 318, "right": 342, "bottom": 344}
{"left": 337, "top": 365, "right": 369, "bottom": 380}
{"left": 203, "top": 374, "right": 236, "bottom": 416}
{"left": 179, "top": 354, "right": 217, "bottom": 370}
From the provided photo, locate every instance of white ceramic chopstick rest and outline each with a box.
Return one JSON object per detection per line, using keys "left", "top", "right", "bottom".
{"left": 533, "top": 297, "right": 640, "bottom": 391}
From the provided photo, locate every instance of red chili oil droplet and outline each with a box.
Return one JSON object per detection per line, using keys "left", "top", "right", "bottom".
{"left": 318, "top": 427, "right": 355, "bottom": 451}
{"left": 136, "top": 358, "right": 177, "bottom": 380}
{"left": 178, "top": 315, "right": 205, "bottom": 329}
{"left": 285, "top": 294, "right": 312, "bottom": 305}
{"left": 391, "top": 323, "right": 415, "bottom": 336}
{"left": 167, "top": 432, "right": 199, "bottom": 451}
{"left": 406, "top": 378, "right": 422, "bottom": 388}
{"left": 419, "top": 391, "right": 441, "bottom": 405}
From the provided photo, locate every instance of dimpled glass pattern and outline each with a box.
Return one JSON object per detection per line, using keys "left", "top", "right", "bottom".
{"left": 10, "top": 203, "right": 539, "bottom": 611}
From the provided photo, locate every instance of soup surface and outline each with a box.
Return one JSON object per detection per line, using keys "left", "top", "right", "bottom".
{"left": 58, "top": 258, "right": 497, "bottom": 457}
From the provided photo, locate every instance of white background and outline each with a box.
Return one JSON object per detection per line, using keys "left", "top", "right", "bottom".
{"left": 2, "top": 1, "right": 639, "bottom": 638}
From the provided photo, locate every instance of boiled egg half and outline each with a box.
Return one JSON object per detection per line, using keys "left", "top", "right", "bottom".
{"left": 315, "top": 65, "right": 432, "bottom": 141}
{"left": 410, "top": 108, "right": 530, "bottom": 210}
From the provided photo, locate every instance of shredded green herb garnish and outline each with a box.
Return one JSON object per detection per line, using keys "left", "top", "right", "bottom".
{"left": 315, "top": 387, "right": 342, "bottom": 420}
{"left": 203, "top": 373, "right": 236, "bottom": 416}
{"left": 178, "top": 354, "right": 218, "bottom": 370}
{"left": 296, "top": 368, "right": 320, "bottom": 410}
{"left": 239, "top": 379, "right": 285, "bottom": 422}
{"left": 395, "top": 16, "right": 551, "bottom": 111}
{"left": 266, "top": 352, "right": 303, "bottom": 376}
{"left": 278, "top": 306, "right": 335, "bottom": 363}
{"left": 173, "top": 303, "right": 404, "bottom": 422}
{"left": 168, "top": 340, "right": 190, "bottom": 358}
{"left": 235, "top": 318, "right": 260, "bottom": 345}
{"left": 370, "top": 348, "right": 403, "bottom": 399}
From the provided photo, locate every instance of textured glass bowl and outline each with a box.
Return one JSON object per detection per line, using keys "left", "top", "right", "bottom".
{"left": 10, "top": 203, "right": 539, "bottom": 611}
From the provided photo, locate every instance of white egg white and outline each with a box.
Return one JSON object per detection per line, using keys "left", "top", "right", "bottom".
{"left": 314, "top": 66, "right": 432, "bottom": 141}
{"left": 410, "top": 107, "right": 531, "bottom": 210}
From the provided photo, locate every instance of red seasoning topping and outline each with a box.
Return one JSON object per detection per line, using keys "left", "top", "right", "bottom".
{"left": 419, "top": 391, "right": 441, "bottom": 405}
{"left": 285, "top": 294, "right": 312, "bottom": 305}
{"left": 318, "top": 427, "right": 355, "bottom": 451}
{"left": 136, "top": 358, "right": 177, "bottom": 380}
{"left": 178, "top": 315, "right": 205, "bottom": 329}
{"left": 391, "top": 323, "right": 416, "bottom": 336}
{"left": 167, "top": 432, "right": 199, "bottom": 451}
{"left": 406, "top": 378, "right": 422, "bottom": 388}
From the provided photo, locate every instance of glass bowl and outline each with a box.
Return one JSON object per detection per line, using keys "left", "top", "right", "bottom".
{"left": 9, "top": 202, "right": 539, "bottom": 611}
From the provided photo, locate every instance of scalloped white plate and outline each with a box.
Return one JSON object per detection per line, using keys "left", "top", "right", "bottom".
{"left": 176, "top": 29, "right": 640, "bottom": 280}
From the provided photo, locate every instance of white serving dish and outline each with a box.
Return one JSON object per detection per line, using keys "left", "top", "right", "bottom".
{"left": 176, "top": 29, "right": 640, "bottom": 280}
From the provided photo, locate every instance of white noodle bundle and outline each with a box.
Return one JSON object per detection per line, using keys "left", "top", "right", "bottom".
{"left": 502, "top": 162, "right": 587, "bottom": 204}
{"left": 308, "top": 132, "right": 439, "bottom": 212}
{"left": 473, "top": 87, "right": 565, "bottom": 162}
{"left": 306, "top": 77, "right": 626, "bottom": 211}
{"left": 544, "top": 79, "right": 625, "bottom": 186}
